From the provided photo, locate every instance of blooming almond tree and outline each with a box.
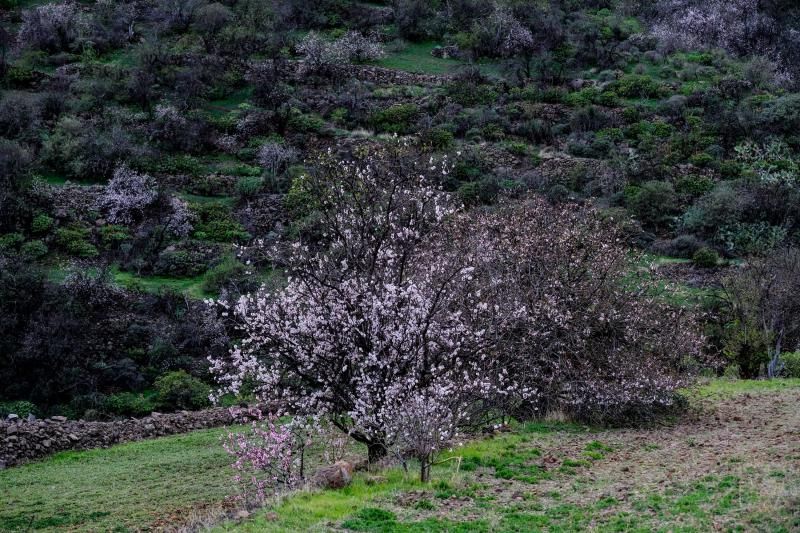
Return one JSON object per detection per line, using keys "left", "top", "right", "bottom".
{"left": 444, "top": 197, "right": 705, "bottom": 424}
{"left": 211, "top": 142, "right": 516, "bottom": 465}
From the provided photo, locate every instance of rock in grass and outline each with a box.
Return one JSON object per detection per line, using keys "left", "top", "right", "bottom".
{"left": 313, "top": 461, "right": 354, "bottom": 489}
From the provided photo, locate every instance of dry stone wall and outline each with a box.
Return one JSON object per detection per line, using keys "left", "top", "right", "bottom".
{"left": 1, "top": 408, "right": 238, "bottom": 469}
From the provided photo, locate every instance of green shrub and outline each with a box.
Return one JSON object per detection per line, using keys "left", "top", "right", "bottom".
{"left": 627, "top": 181, "right": 679, "bottom": 229}
{"left": 154, "top": 370, "right": 211, "bottom": 411}
{"left": 692, "top": 247, "right": 719, "bottom": 268}
{"left": 782, "top": 352, "right": 800, "bottom": 378}
{"left": 201, "top": 255, "right": 246, "bottom": 293}
{"left": 370, "top": 103, "right": 419, "bottom": 134}
{"left": 103, "top": 392, "right": 157, "bottom": 417}
{"left": 55, "top": 226, "right": 98, "bottom": 257}
{"left": 20, "top": 240, "right": 48, "bottom": 259}
{"left": 718, "top": 222, "right": 787, "bottom": 256}
{"left": 0, "top": 232, "right": 24, "bottom": 251}
{"left": 0, "top": 400, "right": 39, "bottom": 418}
{"left": 675, "top": 175, "right": 714, "bottom": 197}
{"left": 31, "top": 213, "right": 54, "bottom": 234}
{"left": 236, "top": 176, "right": 264, "bottom": 199}
{"left": 99, "top": 225, "right": 131, "bottom": 247}
{"left": 420, "top": 128, "right": 454, "bottom": 151}
{"left": 613, "top": 75, "right": 667, "bottom": 99}
{"left": 191, "top": 203, "right": 250, "bottom": 243}
{"left": 288, "top": 110, "right": 325, "bottom": 133}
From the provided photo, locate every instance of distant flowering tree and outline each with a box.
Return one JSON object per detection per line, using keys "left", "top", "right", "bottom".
{"left": 470, "top": 5, "right": 534, "bottom": 59}
{"left": 651, "top": 0, "right": 792, "bottom": 86}
{"left": 296, "top": 31, "right": 384, "bottom": 79}
{"left": 17, "top": 2, "right": 85, "bottom": 53}
{"left": 96, "top": 166, "right": 158, "bottom": 225}
{"left": 96, "top": 166, "right": 192, "bottom": 237}
{"left": 337, "top": 31, "right": 386, "bottom": 63}
{"left": 211, "top": 142, "right": 519, "bottom": 466}
{"left": 257, "top": 142, "right": 298, "bottom": 177}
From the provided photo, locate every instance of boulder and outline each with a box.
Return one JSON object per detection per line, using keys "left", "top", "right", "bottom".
{"left": 313, "top": 461, "right": 354, "bottom": 489}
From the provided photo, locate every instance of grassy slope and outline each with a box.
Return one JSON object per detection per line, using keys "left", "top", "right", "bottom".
{"left": 0, "top": 426, "right": 242, "bottom": 531}
{"left": 2, "top": 380, "right": 797, "bottom": 531}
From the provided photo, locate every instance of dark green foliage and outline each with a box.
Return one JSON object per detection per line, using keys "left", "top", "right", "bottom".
{"left": 0, "top": 400, "right": 38, "bottom": 418}
{"left": 692, "top": 247, "right": 720, "bottom": 268}
{"left": 20, "top": 240, "right": 48, "bottom": 259}
{"left": 613, "top": 75, "right": 668, "bottom": 99}
{"left": 782, "top": 352, "right": 800, "bottom": 377}
{"left": 103, "top": 392, "right": 157, "bottom": 417}
{"left": 154, "top": 370, "right": 211, "bottom": 411}
{"left": 201, "top": 256, "right": 247, "bottom": 293}
{"left": 420, "top": 128, "right": 454, "bottom": 151}
{"left": 235, "top": 176, "right": 263, "bottom": 199}
{"left": 191, "top": 203, "right": 250, "bottom": 243}
{"left": 371, "top": 104, "right": 420, "bottom": 134}
{"left": 55, "top": 227, "right": 98, "bottom": 258}
{"left": 627, "top": 181, "right": 679, "bottom": 229}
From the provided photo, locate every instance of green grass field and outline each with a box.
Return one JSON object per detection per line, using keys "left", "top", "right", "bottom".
{"left": 0, "top": 426, "right": 241, "bottom": 531}
{"left": 2, "top": 380, "right": 797, "bottom": 532}
{"left": 375, "top": 42, "right": 502, "bottom": 77}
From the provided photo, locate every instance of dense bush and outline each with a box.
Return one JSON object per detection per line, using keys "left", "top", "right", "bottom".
{"left": 692, "top": 247, "right": 720, "bottom": 268}
{"left": 782, "top": 351, "right": 800, "bottom": 378}
{"left": 103, "top": 392, "right": 157, "bottom": 417}
{"left": 154, "top": 370, "right": 211, "bottom": 411}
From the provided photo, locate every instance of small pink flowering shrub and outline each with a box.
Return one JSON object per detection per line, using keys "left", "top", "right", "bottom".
{"left": 223, "top": 408, "right": 303, "bottom": 503}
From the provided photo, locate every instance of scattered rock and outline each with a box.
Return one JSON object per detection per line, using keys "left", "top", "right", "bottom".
{"left": 50, "top": 416, "right": 67, "bottom": 422}
{"left": 313, "top": 460, "right": 354, "bottom": 489}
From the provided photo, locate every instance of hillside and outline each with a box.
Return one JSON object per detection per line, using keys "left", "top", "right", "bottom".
{"left": 2, "top": 0, "right": 800, "bottom": 530}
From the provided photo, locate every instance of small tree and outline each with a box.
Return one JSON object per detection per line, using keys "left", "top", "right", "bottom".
{"left": 721, "top": 247, "right": 800, "bottom": 378}
{"left": 17, "top": 2, "right": 85, "bottom": 53}
{"left": 192, "top": 2, "right": 233, "bottom": 53}
{"left": 96, "top": 166, "right": 158, "bottom": 225}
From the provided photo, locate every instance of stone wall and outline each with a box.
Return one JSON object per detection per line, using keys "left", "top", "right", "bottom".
{"left": 1, "top": 408, "right": 239, "bottom": 469}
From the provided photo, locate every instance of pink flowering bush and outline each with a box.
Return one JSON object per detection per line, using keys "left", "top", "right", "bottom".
{"left": 223, "top": 408, "right": 304, "bottom": 503}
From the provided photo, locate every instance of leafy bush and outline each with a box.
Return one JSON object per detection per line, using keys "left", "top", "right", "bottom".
{"left": 55, "top": 227, "right": 98, "bottom": 257}
{"left": 236, "top": 176, "right": 264, "bottom": 199}
{"left": 692, "top": 247, "right": 720, "bottom": 268}
{"left": 782, "top": 352, "right": 800, "bottom": 378}
{"left": 191, "top": 203, "right": 250, "bottom": 243}
{"left": 31, "top": 213, "right": 54, "bottom": 234}
{"left": 420, "top": 128, "right": 454, "bottom": 151}
{"left": 628, "top": 181, "right": 679, "bottom": 229}
{"left": 370, "top": 104, "right": 419, "bottom": 134}
{"left": 0, "top": 232, "right": 24, "bottom": 252}
{"left": 99, "top": 225, "right": 131, "bottom": 248}
{"left": 0, "top": 400, "right": 39, "bottom": 418}
{"left": 20, "top": 240, "right": 48, "bottom": 259}
{"left": 154, "top": 370, "right": 211, "bottom": 411}
{"left": 613, "top": 75, "right": 667, "bottom": 99}
{"left": 103, "top": 392, "right": 157, "bottom": 417}
{"left": 202, "top": 256, "right": 246, "bottom": 293}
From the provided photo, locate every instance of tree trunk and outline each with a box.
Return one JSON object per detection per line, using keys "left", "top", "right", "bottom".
{"left": 420, "top": 459, "right": 431, "bottom": 483}
{"left": 367, "top": 442, "right": 387, "bottom": 464}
